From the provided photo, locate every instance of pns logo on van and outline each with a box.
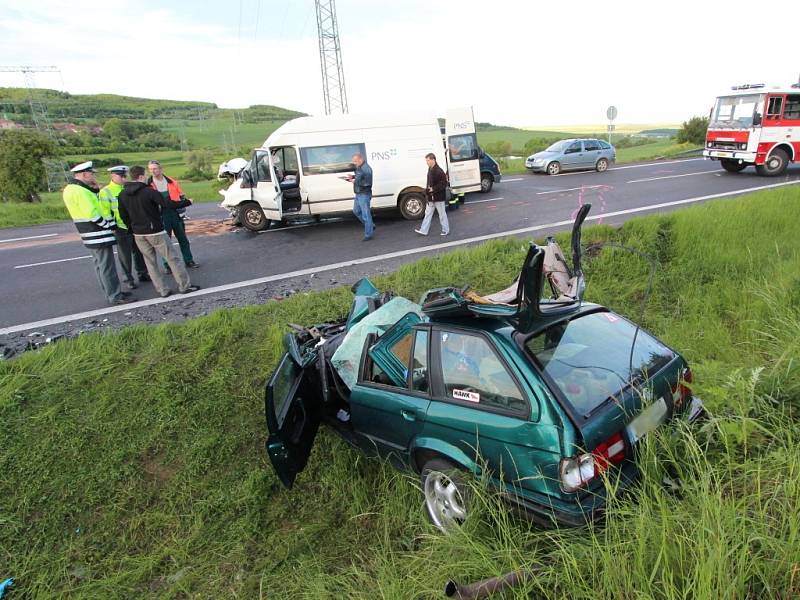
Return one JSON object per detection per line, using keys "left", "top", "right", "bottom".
{"left": 371, "top": 148, "right": 398, "bottom": 161}
{"left": 453, "top": 121, "right": 473, "bottom": 130}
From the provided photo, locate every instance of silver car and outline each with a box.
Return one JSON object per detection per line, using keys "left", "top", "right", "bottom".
{"left": 525, "top": 138, "right": 616, "bottom": 175}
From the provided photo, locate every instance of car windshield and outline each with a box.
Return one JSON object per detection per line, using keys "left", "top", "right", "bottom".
{"left": 710, "top": 94, "right": 763, "bottom": 129}
{"left": 525, "top": 312, "right": 675, "bottom": 417}
{"left": 545, "top": 141, "right": 568, "bottom": 152}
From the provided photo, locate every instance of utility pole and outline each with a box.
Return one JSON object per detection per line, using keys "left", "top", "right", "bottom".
{"left": 315, "top": 0, "right": 349, "bottom": 115}
{"left": 0, "top": 65, "right": 69, "bottom": 191}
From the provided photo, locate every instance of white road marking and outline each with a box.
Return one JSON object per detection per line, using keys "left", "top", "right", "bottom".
{"left": 0, "top": 233, "right": 59, "bottom": 244}
{"left": 537, "top": 185, "right": 603, "bottom": 195}
{"left": 2, "top": 179, "right": 797, "bottom": 336}
{"left": 14, "top": 242, "right": 181, "bottom": 269}
{"left": 466, "top": 197, "right": 504, "bottom": 204}
{"left": 627, "top": 171, "right": 716, "bottom": 184}
{"left": 501, "top": 177, "right": 524, "bottom": 182}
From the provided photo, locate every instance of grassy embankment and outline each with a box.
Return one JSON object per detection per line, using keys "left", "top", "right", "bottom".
{"left": 2, "top": 187, "right": 799, "bottom": 598}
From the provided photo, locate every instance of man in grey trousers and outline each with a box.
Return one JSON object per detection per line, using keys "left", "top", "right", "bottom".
{"left": 117, "top": 166, "right": 200, "bottom": 298}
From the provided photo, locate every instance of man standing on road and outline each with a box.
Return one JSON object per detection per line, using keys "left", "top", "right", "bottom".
{"left": 147, "top": 160, "right": 199, "bottom": 268}
{"left": 415, "top": 153, "right": 450, "bottom": 237}
{"left": 62, "top": 161, "right": 133, "bottom": 305}
{"left": 345, "top": 152, "right": 374, "bottom": 241}
{"left": 99, "top": 166, "right": 149, "bottom": 289}
{"left": 118, "top": 166, "right": 200, "bottom": 298}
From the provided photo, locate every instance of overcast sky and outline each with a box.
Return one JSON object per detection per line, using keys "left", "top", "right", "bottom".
{"left": 1, "top": 0, "right": 798, "bottom": 127}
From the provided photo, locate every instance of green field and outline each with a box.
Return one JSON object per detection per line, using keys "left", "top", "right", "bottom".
{"left": 2, "top": 187, "right": 799, "bottom": 598}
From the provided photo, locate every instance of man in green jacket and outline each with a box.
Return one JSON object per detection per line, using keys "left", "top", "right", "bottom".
{"left": 99, "top": 166, "right": 149, "bottom": 289}
{"left": 62, "top": 161, "right": 133, "bottom": 305}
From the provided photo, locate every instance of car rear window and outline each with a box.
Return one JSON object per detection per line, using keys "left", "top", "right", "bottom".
{"left": 525, "top": 312, "right": 675, "bottom": 417}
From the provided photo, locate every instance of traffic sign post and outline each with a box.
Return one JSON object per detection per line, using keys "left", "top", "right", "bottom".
{"left": 606, "top": 105, "right": 617, "bottom": 145}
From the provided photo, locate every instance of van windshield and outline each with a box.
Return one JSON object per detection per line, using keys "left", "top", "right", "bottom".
{"left": 525, "top": 312, "right": 675, "bottom": 417}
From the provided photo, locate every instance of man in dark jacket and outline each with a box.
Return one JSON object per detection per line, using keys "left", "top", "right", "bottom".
{"left": 118, "top": 166, "right": 200, "bottom": 298}
{"left": 415, "top": 153, "right": 450, "bottom": 236}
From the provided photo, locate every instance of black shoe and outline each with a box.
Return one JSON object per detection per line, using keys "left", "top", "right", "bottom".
{"left": 112, "top": 296, "right": 135, "bottom": 305}
{"left": 120, "top": 291, "right": 133, "bottom": 298}
{"left": 138, "top": 273, "right": 151, "bottom": 282}
{"left": 185, "top": 261, "right": 200, "bottom": 269}
{"left": 179, "top": 285, "right": 201, "bottom": 294}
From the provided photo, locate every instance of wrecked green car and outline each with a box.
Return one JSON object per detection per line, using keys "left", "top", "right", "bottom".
{"left": 264, "top": 205, "right": 705, "bottom": 530}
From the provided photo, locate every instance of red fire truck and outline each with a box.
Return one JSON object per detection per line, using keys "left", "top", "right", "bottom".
{"left": 704, "top": 83, "right": 800, "bottom": 176}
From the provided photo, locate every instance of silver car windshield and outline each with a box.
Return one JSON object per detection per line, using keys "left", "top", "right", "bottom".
{"left": 710, "top": 94, "right": 763, "bottom": 129}
{"left": 546, "top": 141, "right": 568, "bottom": 152}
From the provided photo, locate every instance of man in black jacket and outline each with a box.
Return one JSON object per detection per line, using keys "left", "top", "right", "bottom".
{"left": 415, "top": 153, "right": 450, "bottom": 236}
{"left": 118, "top": 166, "right": 200, "bottom": 298}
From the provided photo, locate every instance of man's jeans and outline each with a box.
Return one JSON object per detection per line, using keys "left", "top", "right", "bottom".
{"left": 88, "top": 246, "right": 123, "bottom": 303}
{"left": 135, "top": 232, "right": 192, "bottom": 296}
{"left": 352, "top": 193, "right": 374, "bottom": 238}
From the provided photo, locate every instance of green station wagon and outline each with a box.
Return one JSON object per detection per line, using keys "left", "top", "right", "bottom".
{"left": 264, "top": 205, "right": 704, "bottom": 530}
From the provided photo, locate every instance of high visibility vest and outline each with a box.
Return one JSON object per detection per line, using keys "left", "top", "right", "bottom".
{"left": 63, "top": 182, "right": 117, "bottom": 248}
{"left": 98, "top": 181, "right": 127, "bottom": 230}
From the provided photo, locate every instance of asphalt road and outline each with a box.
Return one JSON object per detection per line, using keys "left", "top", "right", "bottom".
{"left": 2, "top": 158, "right": 799, "bottom": 335}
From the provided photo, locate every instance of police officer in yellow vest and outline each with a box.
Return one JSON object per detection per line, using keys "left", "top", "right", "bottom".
{"left": 63, "top": 161, "right": 134, "bottom": 305}
{"left": 99, "top": 166, "right": 149, "bottom": 289}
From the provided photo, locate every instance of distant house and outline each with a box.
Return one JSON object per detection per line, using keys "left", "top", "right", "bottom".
{"left": 0, "top": 118, "right": 23, "bottom": 130}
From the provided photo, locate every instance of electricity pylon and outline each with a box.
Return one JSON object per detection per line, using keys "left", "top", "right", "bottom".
{"left": 315, "top": 0, "right": 349, "bottom": 115}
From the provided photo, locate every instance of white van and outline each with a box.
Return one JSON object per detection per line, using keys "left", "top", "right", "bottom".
{"left": 219, "top": 107, "right": 482, "bottom": 231}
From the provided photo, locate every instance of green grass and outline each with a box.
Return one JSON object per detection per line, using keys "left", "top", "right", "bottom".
{"left": 2, "top": 186, "right": 799, "bottom": 598}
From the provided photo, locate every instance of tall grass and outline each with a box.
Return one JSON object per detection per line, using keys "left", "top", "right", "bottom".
{"left": 1, "top": 187, "right": 799, "bottom": 598}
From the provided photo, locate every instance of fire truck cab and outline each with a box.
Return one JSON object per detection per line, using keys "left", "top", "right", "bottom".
{"left": 704, "top": 83, "right": 800, "bottom": 176}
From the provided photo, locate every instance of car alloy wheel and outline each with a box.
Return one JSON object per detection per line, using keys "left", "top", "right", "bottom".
{"left": 422, "top": 459, "right": 467, "bottom": 532}
{"left": 547, "top": 161, "right": 561, "bottom": 176}
{"left": 596, "top": 158, "right": 608, "bottom": 172}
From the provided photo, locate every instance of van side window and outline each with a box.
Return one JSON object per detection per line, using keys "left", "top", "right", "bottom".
{"left": 448, "top": 134, "right": 479, "bottom": 162}
{"left": 766, "top": 96, "right": 784, "bottom": 119}
{"left": 784, "top": 95, "right": 800, "bottom": 120}
{"left": 300, "top": 143, "right": 367, "bottom": 175}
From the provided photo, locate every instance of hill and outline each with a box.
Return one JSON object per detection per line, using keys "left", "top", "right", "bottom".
{"left": 1, "top": 187, "right": 799, "bottom": 598}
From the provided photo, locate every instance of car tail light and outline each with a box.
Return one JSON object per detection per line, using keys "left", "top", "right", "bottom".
{"left": 559, "top": 432, "right": 627, "bottom": 493}
{"left": 671, "top": 366, "right": 693, "bottom": 409}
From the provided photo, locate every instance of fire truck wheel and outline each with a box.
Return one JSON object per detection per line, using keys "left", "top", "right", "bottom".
{"left": 756, "top": 149, "right": 789, "bottom": 177}
{"left": 546, "top": 161, "right": 561, "bottom": 176}
{"left": 720, "top": 159, "right": 747, "bottom": 173}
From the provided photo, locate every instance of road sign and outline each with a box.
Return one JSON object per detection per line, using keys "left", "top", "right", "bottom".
{"left": 606, "top": 105, "right": 618, "bottom": 121}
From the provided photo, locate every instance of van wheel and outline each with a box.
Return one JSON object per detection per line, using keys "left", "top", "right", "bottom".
{"left": 421, "top": 458, "right": 469, "bottom": 532}
{"left": 546, "top": 161, "right": 561, "bottom": 176}
{"left": 720, "top": 159, "right": 747, "bottom": 173}
{"left": 399, "top": 192, "right": 426, "bottom": 220}
{"left": 480, "top": 173, "right": 494, "bottom": 193}
{"left": 240, "top": 202, "right": 269, "bottom": 231}
{"left": 755, "top": 148, "right": 789, "bottom": 177}
{"left": 595, "top": 158, "right": 609, "bottom": 172}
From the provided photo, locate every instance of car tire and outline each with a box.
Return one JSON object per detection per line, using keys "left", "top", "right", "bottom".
{"left": 240, "top": 201, "right": 269, "bottom": 231}
{"left": 399, "top": 191, "right": 426, "bottom": 220}
{"left": 755, "top": 148, "right": 789, "bottom": 177}
{"left": 421, "top": 457, "right": 469, "bottom": 532}
{"left": 480, "top": 173, "right": 494, "bottom": 193}
{"left": 720, "top": 159, "right": 747, "bottom": 173}
{"left": 595, "top": 158, "right": 609, "bottom": 172}
{"left": 546, "top": 161, "right": 561, "bottom": 176}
